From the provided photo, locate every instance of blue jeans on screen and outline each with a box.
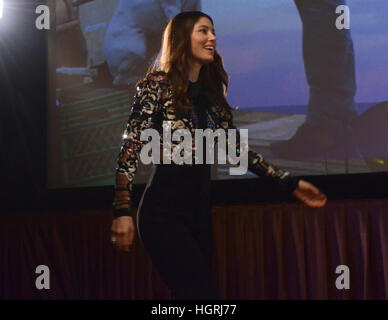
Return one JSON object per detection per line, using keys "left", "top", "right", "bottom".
{"left": 294, "top": 0, "right": 358, "bottom": 129}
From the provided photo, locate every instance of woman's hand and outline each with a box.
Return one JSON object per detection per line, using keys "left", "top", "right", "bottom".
{"left": 110, "top": 216, "right": 135, "bottom": 252}
{"left": 292, "top": 179, "right": 327, "bottom": 208}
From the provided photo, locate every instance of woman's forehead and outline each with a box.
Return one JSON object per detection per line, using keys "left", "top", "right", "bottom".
{"left": 194, "top": 16, "right": 213, "bottom": 27}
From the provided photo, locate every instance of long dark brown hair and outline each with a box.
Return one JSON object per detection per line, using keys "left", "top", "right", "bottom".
{"left": 149, "top": 11, "right": 233, "bottom": 119}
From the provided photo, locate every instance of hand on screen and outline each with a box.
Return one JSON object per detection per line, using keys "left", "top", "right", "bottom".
{"left": 111, "top": 216, "right": 135, "bottom": 252}
{"left": 292, "top": 180, "right": 327, "bottom": 208}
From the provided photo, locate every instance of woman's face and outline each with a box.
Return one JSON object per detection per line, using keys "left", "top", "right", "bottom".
{"left": 190, "top": 17, "right": 217, "bottom": 65}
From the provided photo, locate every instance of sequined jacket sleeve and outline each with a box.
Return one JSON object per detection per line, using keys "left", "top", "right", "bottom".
{"left": 112, "top": 78, "right": 161, "bottom": 218}
{"left": 218, "top": 109, "right": 300, "bottom": 194}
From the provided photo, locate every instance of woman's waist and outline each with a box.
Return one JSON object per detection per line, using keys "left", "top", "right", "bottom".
{"left": 154, "top": 163, "right": 210, "bottom": 178}
{"left": 146, "top": 163, "right": 209, "bottom": 189}
{"left": 142, "top": 165, "right": 209, "bottom": 209}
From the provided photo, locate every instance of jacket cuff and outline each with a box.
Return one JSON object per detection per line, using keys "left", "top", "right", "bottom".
{"left": 280, "top": 175, "right": 300, "bottom": 195}
{"left": 112, "top": 207, "right": 132, "bottom": 219}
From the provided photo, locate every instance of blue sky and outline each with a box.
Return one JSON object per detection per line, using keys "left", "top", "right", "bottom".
{"left": 202, "top": 0, "right": 388, "bottom": 109}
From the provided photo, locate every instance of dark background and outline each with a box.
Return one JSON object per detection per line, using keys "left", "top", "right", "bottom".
{"left": 0, "top": 0, "right": 47, "bottom": 208}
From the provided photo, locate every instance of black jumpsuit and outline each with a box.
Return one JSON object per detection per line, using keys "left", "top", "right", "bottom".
{"left": 136, "top": 81, "right": 220, "bottom": 299}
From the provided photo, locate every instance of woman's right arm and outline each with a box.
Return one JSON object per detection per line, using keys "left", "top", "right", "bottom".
{"left": 112, "top": 77, "right": 161, "bottom": 219}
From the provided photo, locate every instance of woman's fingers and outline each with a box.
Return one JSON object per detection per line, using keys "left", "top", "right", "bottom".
{"left": 110, "top": 216, "right": 135, "bottom": 252}
{"left": 294, "top": 189, "right": 327, "bottom": 208}
{"left": 301, "top": 180, "right": 320, "bottom": 194}
{"left": 116, "top": 237, "right": 130, "bottom": 252}
{"left": 296, "top": 179, "right": 327, "bottom": 208}
{"left": 306, "top": 194, "right": 327, "bottom": 207}
{"left": 112, "top": 231, "right": 134, "bottom": 252}
{"left": 128, "top": 229, "right": 135, "bottom": 245}
{"left": 118, "top": 241, "right": 130, "bottom": 252}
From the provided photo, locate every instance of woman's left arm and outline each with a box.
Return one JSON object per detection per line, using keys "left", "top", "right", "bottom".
{"left": 218, "top": 109, "right": 327, "bottom": 208}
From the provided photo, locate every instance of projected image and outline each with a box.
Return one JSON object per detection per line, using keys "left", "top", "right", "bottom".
{"left": 48, "top": 0, "right": 388, "bottom": 189}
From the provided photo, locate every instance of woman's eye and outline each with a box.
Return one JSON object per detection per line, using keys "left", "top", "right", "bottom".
{"left": 200, "top": 29, "right": 206, "bottom": 33}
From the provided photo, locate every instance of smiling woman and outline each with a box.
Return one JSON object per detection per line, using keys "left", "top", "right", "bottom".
{"left": 110, "top": 10, "right": 326, "bottom": 300}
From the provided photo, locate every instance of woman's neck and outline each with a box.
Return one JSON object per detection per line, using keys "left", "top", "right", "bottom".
{"left": 188, "top": 60, "right": 202, "bottom": 83}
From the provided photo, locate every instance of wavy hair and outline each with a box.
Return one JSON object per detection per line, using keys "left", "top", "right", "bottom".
{"left": 149, "top": 11, "right": 233, "bottom": 118}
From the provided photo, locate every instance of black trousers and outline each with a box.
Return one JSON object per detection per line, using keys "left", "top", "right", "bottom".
{"left": 137, "top": 164, "right": 220, "bottom": 300}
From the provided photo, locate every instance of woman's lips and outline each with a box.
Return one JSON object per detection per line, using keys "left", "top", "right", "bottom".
{"left": 204, "top": 47, "right": 215, "bottom": 53}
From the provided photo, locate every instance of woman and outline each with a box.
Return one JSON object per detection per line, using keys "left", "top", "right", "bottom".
{"left": 111, "top": 11, "right": 327, "bottom": 300}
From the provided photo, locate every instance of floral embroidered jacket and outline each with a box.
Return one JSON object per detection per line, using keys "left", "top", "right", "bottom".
{"left": 113, "top": 71, "right": 299, "bottom": 218}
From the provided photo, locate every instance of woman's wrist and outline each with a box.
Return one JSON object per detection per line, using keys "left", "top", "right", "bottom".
{"left": 112, "top": 207, "right": 132, "bottom": 219}
{"left": 282, "top": 175, "right": 300, "bottom": 194}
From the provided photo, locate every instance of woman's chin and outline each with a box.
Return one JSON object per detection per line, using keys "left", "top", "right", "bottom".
{"left": 202, "top": 57, "right": 214, "bottom": 64}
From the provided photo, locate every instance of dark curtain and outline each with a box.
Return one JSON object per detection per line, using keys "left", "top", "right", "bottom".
{"left": 1, "top": 199, "right": 388, "bottom": 299}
